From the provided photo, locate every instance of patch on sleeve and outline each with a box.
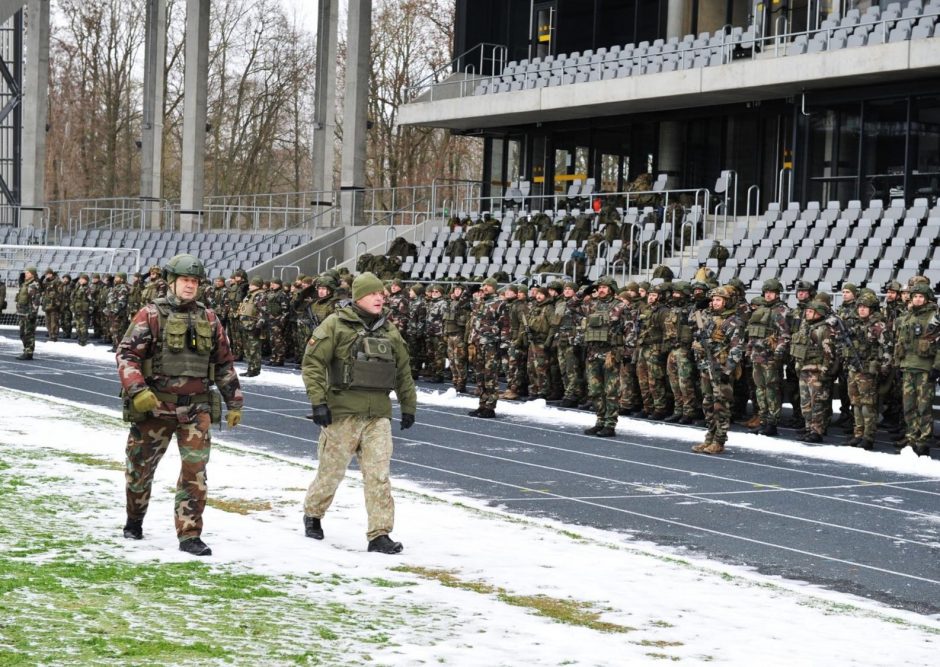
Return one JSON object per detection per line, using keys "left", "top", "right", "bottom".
{"left": 307, "top": 329, "right": 327, "bottom": 347}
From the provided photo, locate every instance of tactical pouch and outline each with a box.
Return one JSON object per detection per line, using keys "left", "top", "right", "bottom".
{"left": 208, "top": 388, "right": 222, "bottom": 424}
{"left": 165, "top": 318, "right": 187, "bottom": 353}
{"left": 330, "top": 336, "right": 397, "bottom": 391}
{"left": 195, "top": 320, "right": 213, "bottom": 355}
{"left": 916, "top": 339, "right": 932, "bottom": 358}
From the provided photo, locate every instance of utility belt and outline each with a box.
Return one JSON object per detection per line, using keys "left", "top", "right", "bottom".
{"left": 121, "top": 388, "right": 220, "bottom": 424}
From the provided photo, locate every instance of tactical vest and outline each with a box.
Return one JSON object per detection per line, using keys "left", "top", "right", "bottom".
{"left": 150, "top": 299, "right": 213, "bottom": 378}
{"left": 790, "top": 321, "right": 826, "bottom": 365}
{"left": 16, "top": 282, "right": 30, "bottom": 308}
{"left": 584, "top": 298, "right": 620, "bottom": 345}
{"left": 746, "top": 305, "right": 774, "bottom": 340}
{"left": 443, "top": 299, "right": 469, "bottom": 335}
{"left": 237, "top": 294, "right": 259, "bottom": 319}
{"left": 637, "top": 305, "right": 664, "bottom": 346}
{"left": 267, "top": 293, "right": 284, "bottom": 317}
{"left": 898, "top": 306, "right": 936, "bottom": 362}
{"left": 330, "top": 321, "right": 397, "bottom": 391}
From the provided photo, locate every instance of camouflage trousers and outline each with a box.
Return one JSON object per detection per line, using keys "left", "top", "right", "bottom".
{"left": 228, "top": 318, "right": 244, "bottom": 360}
{"left": 700, "top": 371, "right": 734, "bottom": 445}
{"left": 799, "top": 369, "right": 832, "bottom": 436}
{"left": 73, "top": 312, "right": 89, "bottom": 345}
{"left": 546, "top": 345, "right": 563, "bottom": 399}
{"left": 782, "top": 360, "right": 802, "bottom": 420}
{"left": 45, "top": 309, "right": 59, "bottom": 341}
{"left": 667, "top": 347, "right": 698, "bottom": 418}
{"left": 880, "top": 369, "right": 902, "bottom": 424}
{"left": 109, "top": 313, "right": 129, "bottom": 348}
{"left": 752, "top": 359, "right": 784, "bottom": 424}
{"left": 619, "top": 354, "right": 640, "bottom": 410}
{"left": 269, "top": 321, "right": 287, "bottom": 363}
{"left": 527, "top": 342, "right": 551, "bottom": 397}
{"left": 18, "top": 315, "right": 36, "bottom": 354}
{"left": 505, "top": 343, "right": 528, "bottom": 393}
{"left": 847, "top": 369, "right": 878, "bottom": 439}
{"left": 241, "top": 321, "right": 262, "bottom": 373}
{"left": 445, "top": 334, "right": 468, "bottom": 389}
{"left": 303, "top": 415, "right": 394, "bottom": 541}
{"left": 901, "top": 369, "right": 935, "bottom": 445}
{"left": 295, "top": 323, "right": 313, "bottom": 360}
{"left": 474, "top": 344, "right": 501, "bottom": 409}
{"left": 409, "top": 336, "right": 427, "bottom": 377}
{"left": 636, "top": 345, "right": 668, "bottom": 413}
{"left": 60, "top": 308, "right": 73, "bottom": 338}
{"left": 557, "top": 340, "right": 585, "bottom": 401}
{"left": 425, "top": 335, "right": 447, "bottom": 380}
{"left": 125, "top": 412, "right": 212, "bottom": 541}
{"left": 585, "top": 345, "right": 621, "bottom": 429}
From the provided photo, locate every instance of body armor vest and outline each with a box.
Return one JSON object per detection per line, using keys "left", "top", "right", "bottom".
{"left": 151, "top": 299, "right": 213, "bottom": 378}
{"left": 790, "top": 321, "right": 826, "bottom": 364}
{"left": 584, "top": 297, "right": 620, "bottom": 345}
{"left": 747, "top": 304, "right": 774, "bottom": 339}
{"left": 330, "top": 321, "right": 397, "bottom": 391}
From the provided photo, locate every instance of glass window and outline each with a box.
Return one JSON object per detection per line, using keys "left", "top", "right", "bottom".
{"left": 807, "top": 104, "right": 860, "bottom": 205}
{"left": 861, "top": 99, "right": 908, "bottom": 205}
{"left": 910, "top": 95, "right": 940, "bottom": 205}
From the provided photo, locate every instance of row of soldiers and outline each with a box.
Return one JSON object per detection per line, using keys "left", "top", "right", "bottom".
{"left": 384, "top": 273, "right": 939, "bottom": 456}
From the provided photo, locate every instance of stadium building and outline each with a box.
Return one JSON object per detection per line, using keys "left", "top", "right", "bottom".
{"left": 401, "top": 0, "right": 940, "bottom": 213}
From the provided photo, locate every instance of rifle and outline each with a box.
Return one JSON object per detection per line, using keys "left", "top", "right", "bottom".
{"left": 693, "top": 309, "right": 724, "bottom": 383}
{"left": 829, "top": 314, "right": 863, "bottom": 372}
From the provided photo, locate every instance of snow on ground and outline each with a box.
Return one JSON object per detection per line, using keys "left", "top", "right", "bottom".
{"left": 1, "top": 384, "right": 938, "bottom": 665}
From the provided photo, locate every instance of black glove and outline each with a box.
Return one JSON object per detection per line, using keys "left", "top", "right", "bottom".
{"left": 400, "top": 413, "right": 415, "bottom": 430}
{"left": 311, "top": 404, "right": 332, "bottom": 427}
{"left": 931, "top": 369, "right": 940, "bottom": 384}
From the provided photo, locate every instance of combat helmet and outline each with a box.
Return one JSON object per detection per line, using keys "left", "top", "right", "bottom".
{"left": 595, "top": 275, "right": 619, "bottom": 291}
{"left": 163, "top": 254, "right": 206, "bottom": 282}
{"left": 761, "top": 278, "right": 783, "bottom": 294}
{"left": 806, "top": 300, "right": 830, "bottom": 316}
{"left": 856, "top": 292, "right": 880, "bottom": 309}
{"left": 794, "top": 280, "right": 816, "bottom": 295}
{"left": 710, "top": 286, "right": 735, "bottom": 303}
{"left": 910, "top": 282, "right": 935, "bottom": 299}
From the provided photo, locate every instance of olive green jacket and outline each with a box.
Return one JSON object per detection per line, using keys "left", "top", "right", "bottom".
{"left": 302, "top": 306, "right": 417, "bottom": 419}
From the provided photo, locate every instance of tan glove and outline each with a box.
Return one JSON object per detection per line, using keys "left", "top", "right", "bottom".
{"left": 226, "top": 409, "right": 242, "bottom": 428}
{"left": 131, "top": 388, "right": 158, "bottom": 413}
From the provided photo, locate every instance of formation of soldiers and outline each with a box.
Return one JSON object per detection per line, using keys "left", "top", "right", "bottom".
{"left": 10, "top": 259, "right": 939, "bottom": 456}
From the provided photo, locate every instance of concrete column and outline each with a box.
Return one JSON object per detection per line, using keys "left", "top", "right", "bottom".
{"left": 340, "top": 0, "right": 371, "bottom": 226}
{"left": 657, "top": 121, "right": 683, "bottom": 189}
{"left": 180, "top": 0, "right": 209, "bottom": 232}
{"left": 666, "top": 0, "right": 688, "bottom": 40}
{"left": 140, "top": 0, "right": 166, "bottom": 230}
{"left": 20, "top": 0, "right": 49, "bottom": 230}
{"left": 311, "top": 0, "right": 338, "bottom": 213}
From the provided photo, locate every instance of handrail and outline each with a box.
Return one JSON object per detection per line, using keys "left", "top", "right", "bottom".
{"left": 678, "top": 219, "right": 697, "bottom": 278}
{"left": 745, "top": 185, "right": 761, "bottom": 224}
{"left": 407, "top": 42, "right": 508, "bottom": 102}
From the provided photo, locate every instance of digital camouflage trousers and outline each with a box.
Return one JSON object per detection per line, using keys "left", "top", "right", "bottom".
{"left": 585, "top": 345, "right": 621, "bottom": 429}
{"left": 304, "top": 415, "right": 395, "bottom": 541}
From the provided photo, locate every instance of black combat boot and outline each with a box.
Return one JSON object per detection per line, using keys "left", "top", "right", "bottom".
{"left": 467, "top": 408, "right": 482, "bottom": 417}
{"left": 749, "top": 420, "right": 764, "bottom": 435}
{"left": 803, "top": 432, "right": 822, "bottom": 443}
{"left": 663, "top": 413, "right": 682, "bottom": 423}
{"left": 845, "top": 436, "right": 862, "bottom": 447}
{"left": 583, "top": 425, "right": 602, "bottom": 435}
{"left": 477, "top": 408, "right": 496, "bottom": 418}
{"left": 123, "top": 518, "right": 143, "bottom": 540}
{"left": 860, "top": 438, "right": 874, "bottom": 450}
{"left": 761, "top": 423, "right": 778, "bottom": 437}
{"left": 595, "top": 427, "right": 616, "bottom": 437}
{"left": 304, "top": 516, "right": 324, "bottom": 540}
{"left": 179, "top": 537, "right": 212, "bottom": 556}
{"left": 561, "top": 398, "right": 579, "bottom": 408}
{"left": 15, "top": 352, "right": 33, "bottom": 361}
{"left": 240, "top": 369, "right": 260, "bottom": 377}
{"left": 367, "top": 534, "right": 403, "bottom": 554}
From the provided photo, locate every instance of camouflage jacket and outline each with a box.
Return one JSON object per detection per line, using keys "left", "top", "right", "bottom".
{"left": 40, "top": 277, "right": 60, "bottom": 310}
{"left": 845, "top": 312, "right": 892, "bottom": 374}
{"left": 386, "top": 291, "right": 410, "bottom": 332}
{"left": 690, "top": 307, "right": 745, "bottom": 376}
{"left": 790, "top": 318, "right": 835, "bottom": 374}
{"left": 408, "top": 296, "right": 427, "bottom": 339}
{"left": 745, "top": 298, "right": 791, "bottom": 363}
{"left": 15, "top": 278, "right": 41, "bottom": 317}
{"left": 893, "top": 302, "right": 940, "bottom": 372}
{"left": 579, "top": 294, "right": 626, "bottom": 349}
{"left": 202, "top": 285, "right": 222, "bottom": 311}
{"left": 443, "top": 294, "right": 472, "bottom": 336}
{"left": 526, "top": 297, "right": 557, "bottom": 345}
{"left": 116, "top": 294, "right": 243, "bottom": 414}
{"left": 425, "top": 295, "right": 448, "bottom": 337}
{"left": 106, "top": 283, "right": 130, "bottom": 317}
{"left": 622, "top": 298, "right": 644, "bottom": 350}
{"left": 127, "top": 283, "right": 143, "bottom": 315}
{"left": 636, "top": 302, "right": 668, "bottom": 348}
{"left": 263, "top": 289, "right": 290, "bottom": 326}
{"left": 663, "top": 300, "right": 695, "bottom": 349}
{"left": 301, "top": 297, "right": 338, "bottom": 330}
{"left": 237, "top": 290, "right": 267, "bottom": 330}
{"left": 141, "top": 277, "right": 168, "bottom": 304}
{"left": 507, "top": 298, "right": 529, "bottom": 345}
{"left": 469, "top": 293, "right": 510, "bottom": 348}
{"left": 70, "top": 283, "right": 92, "bottom": 314}
{"left": 224, "top": 283, "right": 248, "bottom": 315}
{"left": 556, "top": 295, "right": 584, "bottom": 345}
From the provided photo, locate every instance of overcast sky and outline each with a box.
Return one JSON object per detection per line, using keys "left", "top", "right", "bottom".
{"left": 281, "top": 0, "right": 318, "bottom": 34}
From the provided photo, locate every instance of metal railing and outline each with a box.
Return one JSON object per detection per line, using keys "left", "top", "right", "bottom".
{"left": 407, "top": 42, "right": 508, "bottom": 103}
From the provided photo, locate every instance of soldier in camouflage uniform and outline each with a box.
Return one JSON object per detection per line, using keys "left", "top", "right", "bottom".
{"left": 618, "top": 282, "right": 644, "bottom": 415}
{"left": 385, "top": 279, "right": 410, "bottom": 334}
{"left": 580, "top": 276, "right": 624, "bottom": 437}
{"left": 790, "top": 301, "right": 836, "bottom": 443}
{"left": 726, "top": 278, "right": 752, "bottom": 422}
{"left": 264, "top": 276, "right": 290, "bottom": 366}
{"left": 663, "top": 282, "right": 698, "bottom": 424}
{"left": 893, "top": 283, "right": 940, "bottom": 456}
{"left": 691, "top": 286, "right": 745, "bottom": 454}
{"left": 844, "top": 293, "right": 891, "bottom": 449}
{"left": 443, "top": 283, "right": 472, "bottom": 392}
{"left": 295, "top": 275, "right": 339, "bottom": 355}
{"left": 127, "top": 273, "right": 143, "bottom": 319}
{"left": 70, "top": 274, "right": 92, "bottom": 346}
{"left": 301, "top": 272, "right": 417, "bottom": 553}
{"left": 106, "top": 272, "right": 131, "bottom": 352}
{"left": 224, "top": 270, "right": 249, "bottom": 361}
{"left": 834, "top": 283, "right": 861, "bottom": 429}
{"left": 556, "top": 281, "right": 585, "bottom": 408}
{"left": 95, "top": 275, "right": 111, "bottom": 340}
{"left": 58, "top": 274, "right": 74, "bottom": 338}
{"left": 117, "top": 253, "right": 243, "bottom": 556}
{"left": 237, "top": 276, "right": 266, "bottom": 377}
{"left": 202, "top": 276, "right": 225, "bottom": 312}
{"left": 635, "top": 283, "right": 671, "bottom": 419}
{"left": 503, "top": 284, "right": 532, "bottom": 400}
{"left": 407, "top": 284, "right": 428, "bottom": 379}
{"left": 879, "top": 280, "right": 905, "bottom": 429}
{"left": 88, "top": 274, "right": 102, "bottom": 340}
{"left": 40, "top": 268, "right": 61, "bottom": 341}
{"left": 424, "top": 284, "right": 448, "bottom": 382}
{"left": 468, "top": 278, "right": 510, "bottom": 418}
{"left": 746, "top": 279, "right": 791, "bottom": 436}
{"left": 525, "top": 287, "right": 556, "bottom": 399}
{"left": 782, "top": 280, "right": 815, "bottom": 428}
{"left": 15, "top": 266, "right": 42, "bottom": 359}
{"left": 140, "top": 265, "right": 168, "bottom": 305}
